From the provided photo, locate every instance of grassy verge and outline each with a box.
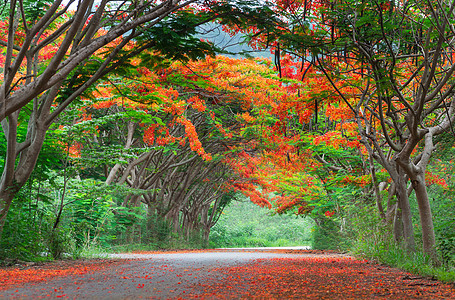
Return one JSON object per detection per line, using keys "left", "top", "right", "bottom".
{"left": 351, "top": 238, "right": 455, "bottom": 282}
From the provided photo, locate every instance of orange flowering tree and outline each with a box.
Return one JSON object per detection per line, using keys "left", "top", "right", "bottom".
{"left": 0, "top": 0, "right": 281, "bottom": 240}
{"left": 231, "top": 0, "right": 455, "bottom": 257}
{"left": 219, "top": 53, "right": 365, "bottom": 212}
{"left": 213, "top": 0, "right": 455, "bottom": 256}
{"left": 54, "top": 54, "right": 300, "bottom": 243}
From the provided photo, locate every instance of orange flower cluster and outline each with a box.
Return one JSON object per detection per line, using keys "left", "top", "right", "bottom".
{"left": 312, "top": 131, "right": 361, "bottom": 150}
{"left": 339, "top": 175, "right": 371, "bottom": 188}
{"left": 39, "top": 46, "right": 59, "bottom": 61}
{"left": 275, "top": 196, "right": 304, "bottom": 214}
{"left": 230, "top": 151, "right": 260, "bottom": 179}
{"left": 188, "top": 96, "right": 206, "bottom": 112}
{"left": 234, "top": 182, "right": 272, "bottom": 209}
{"left": 92, "top": 100, "right": 117, "bottom": 109}
{"left": 156, "top": 135, "right": 177, "bottom": 146}
{"left": 325, "top": 103, "right": 355, "bottom": 121}
{"left": 143, "top": 124, "right": 158, "bottom": 145}
{"left": 137, "top": 66, "right": 151, "bottom": 76}
{"left": 176, "top": 116, "right": 212, "bottom": 161}
{"left": 325, "top": 210, "right": 335, "bottom": 217}
{"left": 163, "top": 100, "right": 185, "bottom": 115}
{"left": 239, "top": 112, "right": 256, "bottom": 123}
{"left": 298, "top": 108, "right": 313, "bottom": 124}
{"left": 425, "top": 171, "right": 448, "bottom": 188}
{"left": 68, "top": 142, "right": 82, "bottom": 158}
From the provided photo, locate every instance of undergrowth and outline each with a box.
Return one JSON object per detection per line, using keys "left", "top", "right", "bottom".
{"left": 347, "top": 207, "right": 455, "bottom": 283}
{"left": 352, "top": 238, "right": 455, "bottom": 282}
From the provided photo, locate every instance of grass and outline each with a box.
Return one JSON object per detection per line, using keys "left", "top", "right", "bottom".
{"left": 100, "top": 236, "right": 209, "bottom": 254}
{"left": 351, "top": 237, "right": 455, "bottom": 283}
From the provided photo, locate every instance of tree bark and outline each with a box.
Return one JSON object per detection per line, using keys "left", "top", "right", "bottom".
{"left": 0, "top": 191, "right": 14, "bottom": 241}
{"left": 396, "top": 130, "right": 437, "bottom": 259}
{"left": 411, "top": 172, "right": 437, "bottom": 259}
{"left": 369, "top": 154, "right": 385, "bottom": 219}
{"left": 394, "top": 167, "right": 416, "bottom": 252}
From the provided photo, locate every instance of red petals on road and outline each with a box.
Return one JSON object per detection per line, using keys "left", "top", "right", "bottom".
{"left": 186, "top": 254, "right": 455, "bottom": 299}
{"left": 0, "top": 260, "right": 123, "bottom": 291}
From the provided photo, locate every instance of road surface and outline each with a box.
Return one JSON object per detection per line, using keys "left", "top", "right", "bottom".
{"left": 1, "top": 248, "right": 454, "bottom": 299}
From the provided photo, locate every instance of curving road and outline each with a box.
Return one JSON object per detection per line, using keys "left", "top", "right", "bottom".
{"left": 2, "top": 248, "right": 454, "bottom": 299}
{"left": 1, "top": 248, "right": 320, "bottom": 299}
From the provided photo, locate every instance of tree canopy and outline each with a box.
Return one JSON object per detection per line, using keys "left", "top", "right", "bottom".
{"left": 1, "top": 0, "right": 455, "bottom": 271}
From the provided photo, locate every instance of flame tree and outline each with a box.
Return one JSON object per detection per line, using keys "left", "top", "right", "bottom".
{"left": 230, "top": 0, "right": 455, "bottom": 258}
{"left": 0, "top": 0, "right": 280, "bottom": 239}
{"left": 52, "top": 54, "right": 291, "bottom": 244}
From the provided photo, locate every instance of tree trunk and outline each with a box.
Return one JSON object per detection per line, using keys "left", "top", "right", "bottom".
{"left": 394, "top": 170, "right": 416, "bottom": 252}
{"left": 393, "top": 198, "right": 404, "bottom": 242}
{"left": 385, "top": 183, "right": 397, "bottom": 224}
{"left": 201, "top": 205, "right": 211, "bottom": 245}
{"left": 0, "top": 191, "right": 14, "bottom": 241}
{"left": 369, "top": 154, "right": 385, "bottom": 219}
{"left": 165, "top": 208, "right": 180, "bottom": 234}
{"left": 412, "top": 172, "right": 437, "bottom": 260}
{"left": 0, "top": 111, "right": 49, "bottom": 240}
{"left": 203, "top": 226, "right": 210, "bottom": 244}
{"left": 397, "top": 131, "right": 437, "bottom": 259}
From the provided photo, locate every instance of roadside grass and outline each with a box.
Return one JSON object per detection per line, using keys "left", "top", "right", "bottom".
{"left": 101, "top": 234, "right": 211, "bottom": 254}
{"left": 209, "top": 237, "right": 311, "bottom": 248}
{"left": 351, "top": 238, "right": 455, "bottom": 283}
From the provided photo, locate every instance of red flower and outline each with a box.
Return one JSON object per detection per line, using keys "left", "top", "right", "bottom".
{"left": 325, "top": 211, "right": 335, "bottom": 217}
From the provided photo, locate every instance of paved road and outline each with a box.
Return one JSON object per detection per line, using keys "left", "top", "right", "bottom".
{"left": 2, "top": 249, "right": 454, "bottom": 299}
{"left": 0, "top": 248, "right": 324, "bottom": 299}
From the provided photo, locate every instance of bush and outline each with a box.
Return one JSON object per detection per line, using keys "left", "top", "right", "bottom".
{"left": 47, "top": 227, "right": 73, "bottom": 259}
{"left": 347, "top": 204, "right": 455, "bottom": 282}
{"left": 312, "top": 217, "right": 345, "bottom": 250}
{"left": 438, "top": 236, "right": 455, "bottom": 265}
{"left": 0, "top": 197, "right": 49, "bottom": 261}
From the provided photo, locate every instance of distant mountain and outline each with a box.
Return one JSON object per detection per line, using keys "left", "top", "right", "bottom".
{"left": 198, "top": 23, "right": 273, "bottom": 59}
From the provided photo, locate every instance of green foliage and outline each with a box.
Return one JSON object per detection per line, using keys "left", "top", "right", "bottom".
{"left": 139, "top": 10, "right": 218, "bottom": 62}
{"left": 108, "top": 243, "right": 159, "bottom": 253}
{"left": 312, "top": 217, "right": 347, "bottom": 250}
{"left": 0, "top": 0, "right": 54, "bottom": 21}
{"left": 0, "top": 193, "right": 46, "bottom": 261}
{"left": 347, "top": 202, "right": 455, "bottom": 282}
{"left": 47, "top": 227, "right": 73, "bottom": 260}
{"left": 425, "top": 186, "right": 455, "bottom": 266}
{"left": 0, "top": 135, "right": 67, "bottom": 261}
{"left": 0, "top": 160, "right": 145, "bottom": 261}
{"left": 71, "top": 186, "right": 116, "bottom": 250}
{"left": 166, "top": 232, "right": 208, "bottom": 250}
{"left": 210, "top": 198, "right": 313, "bottom": 248}
{"left": 107, "top": 212, "right": 209, "bottom": 252}
{"left": 351, "top": 224, "right": 455, "bottom": 282}
{"left": 427, "top": 134, "right": 455, "bottom": 265}
{"left": 146, "top": 214, "right": 172, "bottom": 244}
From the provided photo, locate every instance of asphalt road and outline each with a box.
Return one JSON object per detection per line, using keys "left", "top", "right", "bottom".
{"left": 1, "top": 248, "right": 321, "bottom": 299}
